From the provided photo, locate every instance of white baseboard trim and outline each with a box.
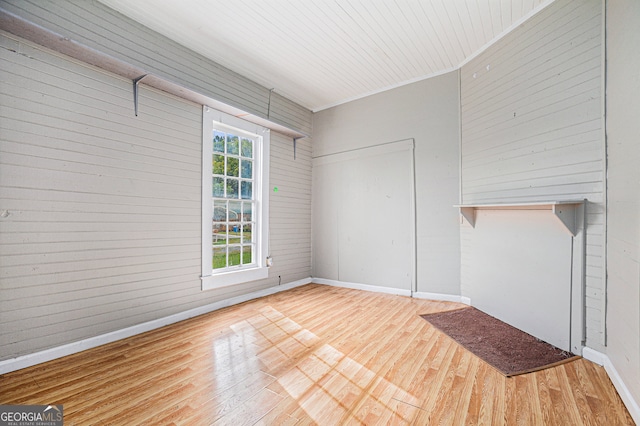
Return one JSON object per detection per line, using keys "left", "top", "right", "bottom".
{"left": 0, "top": 277, "right": 312, "bottom": 375}
{"left": 582, "top": 347, "right": 640, "bottom": 425}
{"left": 311, "top": 278, "right": 470, "bottom": 304}
{"left": 581, "top": 346, "right": 607, "bottom": 365}
{"left": 312, "top": 278, "right": 412, "bottom": 297}
{"left": 412, "top": 291, "right": 471, "bottom": 305}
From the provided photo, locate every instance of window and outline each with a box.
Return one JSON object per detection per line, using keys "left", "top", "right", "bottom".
{"left": 212, "top": 131, "right": 255, "bottom": 269}
{"left": 202, "top": 108, "right": 269, "bottom": 289}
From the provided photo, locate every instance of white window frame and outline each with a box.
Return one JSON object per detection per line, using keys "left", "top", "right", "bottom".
{"left": 201, "top": 107, "right": 270, "bottom": 290}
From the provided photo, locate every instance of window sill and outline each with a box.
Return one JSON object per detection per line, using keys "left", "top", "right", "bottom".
{"left": 201, "top": 266, "right": 268, "bottom": 290}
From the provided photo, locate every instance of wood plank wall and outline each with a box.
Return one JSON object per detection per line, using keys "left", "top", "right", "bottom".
{"left": 604, "top": 0, "right": 640, "bottom": 413}
{"left": 0, "top": 0, "right": 312, "bottom": 136}
{"left": 0, "top": 33, "right": 312, "bottom": 362}
{"left": 459, "top": 0, "right": 605, "bottom": 349}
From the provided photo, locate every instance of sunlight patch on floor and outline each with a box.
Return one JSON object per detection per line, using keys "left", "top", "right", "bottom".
{"left": 221, "top": 306, "right": 420, "bottom": 424}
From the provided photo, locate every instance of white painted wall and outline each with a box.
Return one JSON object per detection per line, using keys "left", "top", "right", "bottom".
{"left": 312, "top": 72, "right": 460, "bottom": 295}
{"left": 463, "top": 210, "right": 574, "bottom": 351}
{"left": 459, "top": 0, "right": 605, "bottom": 351}
{"left": 605, "top": 0, "right": 640, "bottom": 417}
{"left": 312, "top": 141, "right": 415, "bottom": 291}
{"left": 0, "top": 33, "right": 312, "bottom": 362}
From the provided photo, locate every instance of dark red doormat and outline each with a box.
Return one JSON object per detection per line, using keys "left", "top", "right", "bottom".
{"left": 420, "top": 306, "right": 580, "bottom": 377}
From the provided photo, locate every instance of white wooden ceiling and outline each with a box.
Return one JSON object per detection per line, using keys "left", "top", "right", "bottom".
{"left": 98, "top": 0, "right": 552, "bottom": 112}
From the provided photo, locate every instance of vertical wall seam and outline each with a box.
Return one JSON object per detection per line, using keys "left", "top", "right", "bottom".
{"left": 410, "top": 138, "right": 418, "bottom": 295}
{"left": 458, "top": 68, "right": 463, "bottom": 206}
{"left": 600, "top": 0, "right": 608, "bottom": 347}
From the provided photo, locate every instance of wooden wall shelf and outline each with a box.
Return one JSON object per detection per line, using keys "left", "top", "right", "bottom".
{"left": 454, "top": 200, "right": 586, "bottom": 236}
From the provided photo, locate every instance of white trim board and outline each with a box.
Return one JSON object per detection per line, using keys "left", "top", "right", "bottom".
{"left": 313, "top": 278, "right": 470, "bottom": 305}
{"left": 312, "top": 278, "right": 412, "bottom": 297}
{"left": 582, "top": 347, "right": 640, "bottom": 425}
{"left": 413, "top": 291, "right": 471, "bottom": 305}
{"left": 0, "top": 277, "right": 312, "bottom": 375}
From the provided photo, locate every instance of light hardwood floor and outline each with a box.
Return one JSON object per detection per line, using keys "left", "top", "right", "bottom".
{"left": 0, "top": 284, "right": 634, "bottom": 425}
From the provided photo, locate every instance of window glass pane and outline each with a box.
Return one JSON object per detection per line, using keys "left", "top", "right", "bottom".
{"left": 213, "top": 246, "right": 226, "bottom": 269}
{"left": 213, "top": 177, "right": 224, "bottom": 197}
{"left": 227, "top": 135, "right": 239, "bottom": 155}
{"left": 243, "top": 223, "right": 253, "bottom": 243}
{"left": 213, "top": 200, "right": 227, "bottom": 221}
{"left": 226, "top": 157, "right": 239, "bottom": 177}
{"left": 242, "top": 245, "right": 252, "bottom": 265}
{"left": 212, "top": 224, "right": 225, "bottom": 245}
{"left": 241, "top": 138, "right": 253, "bottom": 158}
{"left": 243, "top": 202, "right": 253, "bottom": 222}
{"left": 228, "top": 246, "right": 241, "bottom": 266}
{"left": 213, "top": 154, "right": 225, "bottom": 175}
{"left": 241, "top": 159, "right": 252, "bottom": 179}
{"left": 241, "top": 181, "right": 252, "bottom": 200}
{"left": 213, "top": 224, "right": 228, "bottom": 244}
{"left": 213, "top": 131, "right": 225, "bottom": 153}
{"left": 226, "top": 179, "right": 239, "bottom": 198}
{"left": 228, "top": 201, "right": 241, "bottom": 222}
